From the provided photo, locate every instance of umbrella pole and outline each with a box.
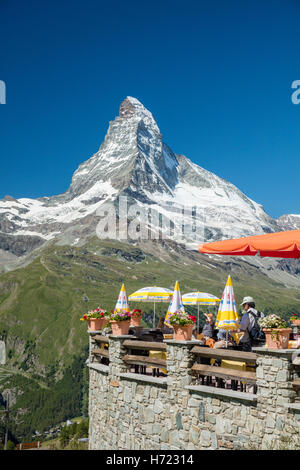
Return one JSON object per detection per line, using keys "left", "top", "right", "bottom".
{"left": 153, "top": 300, "right": 156, "bottom": 328}
{"left": 197, "top": 304, "right": 199, "bottom": 335}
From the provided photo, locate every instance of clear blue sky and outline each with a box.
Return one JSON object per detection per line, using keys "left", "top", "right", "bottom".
{"left": 0, "top": 0, "right": 299, "bottom": 218}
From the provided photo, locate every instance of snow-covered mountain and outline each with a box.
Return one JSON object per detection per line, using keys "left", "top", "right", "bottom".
{"left": 277, "top": 214, "right": 300, "bottom": 231}
{"left": 0, "top": 96, "right": 289, "bottom": 269}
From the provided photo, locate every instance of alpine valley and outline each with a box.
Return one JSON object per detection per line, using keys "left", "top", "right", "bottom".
{"left": 0, "top": 97, "right": 299, "bottom": 441}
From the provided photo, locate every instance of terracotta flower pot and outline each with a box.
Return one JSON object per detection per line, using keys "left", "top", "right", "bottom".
{"left": 291, "top": 320, "right": 300, "bottom": 325}
{"left": 110, "top": 320, "right": 131, "bottom": 336}
{"left": 263, "top": 328, "right": 292, "bottom": 349}
{"left": 88, "top": 318, "right": 108, "bottom": 332}
{"left": 173, "top": 324, "right": 194, "bottom": 341}
{"left": 130, "top": 316, "right": 141, "bottom": 327}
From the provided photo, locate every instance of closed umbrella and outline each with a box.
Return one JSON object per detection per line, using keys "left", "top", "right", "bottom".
{"left": 182, "top": 292, "right": 220, "bottom": 332}
{"left": 114, "top": 283, "right": 130, "bottom": 312}
{"left": 216, "top": 275, "right": 240, "bottom": 347}
{"left": 164, "top": 281, "right": 185, "bottom": 326}
{"left": 128, "top": 286, "right": 173, "bottom": 327}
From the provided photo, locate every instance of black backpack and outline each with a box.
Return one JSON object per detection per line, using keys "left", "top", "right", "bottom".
{"left": 248, "top": 310, "right": 265, "bottom": 343}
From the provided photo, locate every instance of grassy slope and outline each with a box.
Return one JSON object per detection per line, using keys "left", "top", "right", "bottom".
{"left": 0, "top": 237, "right": 299, "bottom": 440}
{"left": 1, "top": 237, "right": 300, "bottom": 369}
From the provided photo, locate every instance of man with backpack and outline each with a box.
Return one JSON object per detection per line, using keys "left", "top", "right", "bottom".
{"left": 238, "top": 296, "right": 265, "bottom": 351}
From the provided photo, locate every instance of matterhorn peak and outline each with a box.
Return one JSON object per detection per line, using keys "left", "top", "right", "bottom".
{"left": 119, "top": 96, "right": 160, "bottom": 133}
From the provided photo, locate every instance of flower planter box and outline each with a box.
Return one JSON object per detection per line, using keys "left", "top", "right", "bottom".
{"left": 130, "top": 317, "right": 142, "bottom": 327}
{"left": 263, "top": 328, "right": 292, "bottom": 349}
{"left": 110, "top": 320, "right": 131, "bottom": 336}
{"left": 88, "top": 318, "right": 108, "bottom": 332}
{"left": 173, "top": 324, "right": 194, "bottom": 341}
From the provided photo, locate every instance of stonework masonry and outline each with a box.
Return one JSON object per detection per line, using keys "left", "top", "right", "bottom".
{"left": 88, "top": 335, "right": 300, "bottom": 450}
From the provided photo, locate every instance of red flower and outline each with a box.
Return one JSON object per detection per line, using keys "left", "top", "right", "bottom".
{"left": 130, "top": 309, "right": 142, "bottom": 317}
{"left": 188, "top": 315, "right": 196, "bottom": 323}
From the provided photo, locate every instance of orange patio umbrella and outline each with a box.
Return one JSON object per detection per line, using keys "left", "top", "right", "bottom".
{"left": 198, "top": 230, "right": 300, "bottom": 259}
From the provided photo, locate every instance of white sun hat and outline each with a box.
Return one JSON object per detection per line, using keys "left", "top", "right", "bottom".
{"left": 240, "top": 296, "right": 254, "bottom": 306}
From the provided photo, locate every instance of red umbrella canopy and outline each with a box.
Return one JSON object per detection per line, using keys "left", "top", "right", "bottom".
{"left": 198, "top": 230, "right": 300, "bottom": 259}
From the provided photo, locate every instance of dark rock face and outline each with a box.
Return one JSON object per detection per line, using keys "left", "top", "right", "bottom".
{"left": 101, "top": 247, "right": 145, "bottom": 263}
{"left": 0, "top": 233, "right": 44, "bottom": 257}
{"left": 0, "top": 216, "right": 19, "bottom": 233}
{"left": 276, "top": 259, "right": 300, "bottom": 275}
{"left": 119, "top": 98, "right": 138, "bottom": 118}
{"left": 2, "top": 195, "right": 18, "bottom": 202}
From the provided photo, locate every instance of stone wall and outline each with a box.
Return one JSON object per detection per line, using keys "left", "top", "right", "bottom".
{"left": 88, "top": 335, "right": 300, "bottom": 450}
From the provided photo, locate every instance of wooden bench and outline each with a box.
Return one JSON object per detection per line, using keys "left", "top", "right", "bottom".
{"left": 123, "top": 354, "right": 166, "bottom": 369}
{"left": 93, "top": 335, "right": 110, "bottom": 345}
{"left": 123, "top": 341, "right": 167, "bottom": 376}
{"left": 191, "top": 346, "right": 257, "bottom": 392}
{"left": 91, "top": 348, "right": 109, "bottom": 359}
{"left": 16, "top": 441, "right": 41, "bottom": 450}
{"left": 123, "top": 340, "right": 166, "bottom": 351}
{"left": 191, "top": 364, "right": 257, "bottom": 384}
{"left": 191, "top": 346, "right": 257, "bottom": 364}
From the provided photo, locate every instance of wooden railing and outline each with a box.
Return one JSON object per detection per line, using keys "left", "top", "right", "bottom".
{"left": 292, "top": 378, "right": 300, "bottom": 401}
{"left": 90, "top": 335, "right": 258, "bottom": 391}
{"left": 123, "top": 340, "right": 167, "bottom": 377}
{"left": 191, "top": 346, "right": 257, "bottom": 393}
{"left": 91, "top": 335, "right": 110, "bottom": 365}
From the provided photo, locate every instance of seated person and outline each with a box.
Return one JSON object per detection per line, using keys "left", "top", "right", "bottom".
{"left": 157, "top": 316, "right": 173, "bottom": 335}
{"left": 202, "top": 313, "right": 215, "bottom": 339}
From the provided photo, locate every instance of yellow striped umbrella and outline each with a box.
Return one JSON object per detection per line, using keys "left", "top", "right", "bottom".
{"left": 182, "top": 292, "right": 220, "bottom": 331}
{"left": 164, "top": 280, "right": 185, "bottom": 326}
{"left": 128, "top": 286, "right": 173, "bottom": 327}
{"left": 216, "top": 276, "right": 240, "bottom": 345}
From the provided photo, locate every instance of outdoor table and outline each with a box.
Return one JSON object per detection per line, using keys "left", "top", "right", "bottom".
{"left": 149, "top": 350, "right": 167, "bottom": 374}
{"left": 221, "top": 359, "right": 248, "bottom": 390}
{"left": 221, "top": 359, "right": 246, "bottom": 371}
